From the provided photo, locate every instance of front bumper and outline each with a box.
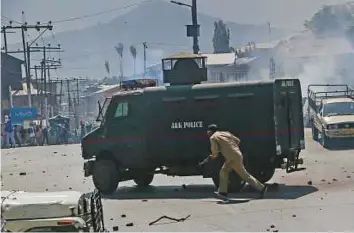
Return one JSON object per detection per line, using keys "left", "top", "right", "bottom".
{"left": 83, "top": 160, "right": 95, "bottom": 177}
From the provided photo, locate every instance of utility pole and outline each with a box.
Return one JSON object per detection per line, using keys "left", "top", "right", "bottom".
{"left": 34, "top": 65, "right": 39, "bottom": 108}
{"left": 67, "top": 79, "right": 71, "bottom": 118}
{"left": 170, "top": 0, "right": 200, "bottom": 54}
{"left": 143, "top": 42, "right": 147, "bottom": 77}
{"left": 0, "top": 26, "right": 14, "bottom": 54}
{"left": 30, "top": 45, "right": 62, "bottom": 117}
{"left": 191, "top": 0, "right": 199, "bottom": 54}
{"left": 2, "top": 21, "right": 54, "bottom": 107}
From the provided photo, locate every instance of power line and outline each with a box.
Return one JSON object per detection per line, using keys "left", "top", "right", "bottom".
{"left": 52, "top": 0, "right": 154, "bottom": 24}
{"left": 1, "top": 15, "right": 22, "bottom": 24}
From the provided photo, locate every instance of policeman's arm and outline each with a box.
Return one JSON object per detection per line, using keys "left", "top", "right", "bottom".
{"left": 209, "top": 138, "right": 220, "bottom": 159}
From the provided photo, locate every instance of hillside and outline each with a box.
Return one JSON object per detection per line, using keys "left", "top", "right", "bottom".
{"left": 12, "top": 0, "right": 289, "bottom": 79}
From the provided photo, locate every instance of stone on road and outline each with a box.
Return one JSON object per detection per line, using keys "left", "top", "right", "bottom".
{"left": 1, "top": 129, "right": 354, "bottom": 231}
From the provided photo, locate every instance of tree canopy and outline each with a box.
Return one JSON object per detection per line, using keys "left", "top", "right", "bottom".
{"left": 212, "top": 20, "right": 232, "bottom": 53}
{"left": 304, "top": 3, "right": 354, "bottom": 35}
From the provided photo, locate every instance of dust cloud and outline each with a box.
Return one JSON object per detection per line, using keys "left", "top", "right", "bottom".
{"left": 275, "top": 31, "right": 354, "bottom": 97}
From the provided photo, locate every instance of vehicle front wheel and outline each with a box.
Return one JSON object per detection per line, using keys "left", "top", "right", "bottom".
{"left": 92, "top": 159, "right": 120, "bottom": 195}
{"left": 321, "top": 128, "right": 330, "bottom": 148}
{"left": 312, "top": 124, "right": 319, "bottom": 141}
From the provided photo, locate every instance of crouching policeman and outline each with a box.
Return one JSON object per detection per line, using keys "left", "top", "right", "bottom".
{"left": 200, "top": 124, "right": 268, "bottom": 199}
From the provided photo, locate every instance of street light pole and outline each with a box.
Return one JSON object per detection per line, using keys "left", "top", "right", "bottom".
{"left": 191, "top": 0, "right": 199, "bottom": 54}
{"left": 171, "top": 0, "right": 200, "bottom": 54}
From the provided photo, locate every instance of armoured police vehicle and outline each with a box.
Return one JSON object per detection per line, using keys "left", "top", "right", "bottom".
{"left": 81, "top": 52, "right": 305, "bottom": 195}
{"left": 308, "top": 84, "right": 354, "bottom": 147}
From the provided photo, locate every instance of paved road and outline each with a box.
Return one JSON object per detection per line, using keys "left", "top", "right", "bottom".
{"left": 2, "top": 129, "right": 354, "bottom": 231}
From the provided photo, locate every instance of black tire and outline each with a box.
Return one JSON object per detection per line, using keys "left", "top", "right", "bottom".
{"left": 312, "top": 124, "right": 319, "bottom": 141}
{"left": 251, "top": 167, "right": 276, "bottom": 183}
{"left": 133, "top": 173, "right": 154, "bottom": 187}
{"left": 321, "top": 128, "right": 330, "bottom": 148}
{"left": 212, "top": 171, "right": 246, "bottom": 193}
{"left": 92, "top": 159, "right": 119, "bottom": 195}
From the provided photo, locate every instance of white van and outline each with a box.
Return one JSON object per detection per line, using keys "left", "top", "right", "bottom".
{"left": 1, "top": 189, "right": 105, "bottom": 232}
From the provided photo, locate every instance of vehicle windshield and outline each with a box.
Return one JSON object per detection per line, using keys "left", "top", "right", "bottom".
{"left": 323, "top": 102, "right": 354, "bottom": 116}
{"left": 98, "top": 98, "right": 112, "bottom": 126}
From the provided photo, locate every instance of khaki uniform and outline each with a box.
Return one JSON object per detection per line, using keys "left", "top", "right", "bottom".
{"left": 209, "top": 131, "right": 264, "bottom": 193}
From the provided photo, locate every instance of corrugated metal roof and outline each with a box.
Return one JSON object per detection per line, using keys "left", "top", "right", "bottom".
{"left": 11, "top": 82, "right": 49, "bottom": 96}
{"left": 202, "top": 53, "right": 235, "bottom": 65}
{"left": 165, "top": 52, "right": 206, "bottom": 59}
{"left": 202, "top": 53, "right": 257, "bottom": 66}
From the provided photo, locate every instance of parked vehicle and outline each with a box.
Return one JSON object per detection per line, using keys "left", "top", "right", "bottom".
{"left": 1, "top": 189, "right": 105, "bottom": 232}
{"left": 307, "top": 84, "right": 354, "bottom": 147}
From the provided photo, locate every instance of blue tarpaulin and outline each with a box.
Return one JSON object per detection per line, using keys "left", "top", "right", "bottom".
{"left": 10, "top": 107, "right": 37, "bottom": 124}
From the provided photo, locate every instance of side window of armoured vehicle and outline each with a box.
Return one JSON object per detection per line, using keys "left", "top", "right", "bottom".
{"left": 114, "top": 102, "right": 129, "bottom": 118}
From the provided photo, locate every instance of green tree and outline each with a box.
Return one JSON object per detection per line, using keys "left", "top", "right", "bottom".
{"left": 304, "top": 4, "right": 354, "bottom": 35}
{"left": 130, "top": 45, "right": 137, "bottom": 77}
{"left": 212, "top": 20, "right": 231, "bottom": 53}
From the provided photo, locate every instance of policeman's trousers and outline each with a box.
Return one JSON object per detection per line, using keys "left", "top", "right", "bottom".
{"left": 218, "top": 151, "right": 265, "bottom": 194}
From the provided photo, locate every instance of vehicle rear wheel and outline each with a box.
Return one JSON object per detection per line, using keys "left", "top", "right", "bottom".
{"left": 312, "top": 124, "right": 319, "bottom": 141}
{"left": 133, "top": 173, "right": 154, "bottom": 187}
{"left": 251, "top": 167, "right": 276, "bottom": 183}
{"left": 92, "top": 159, "right": 119, "bottom": 195}
{"left": 212, "top": 171, "right": 246, "bottom": 193}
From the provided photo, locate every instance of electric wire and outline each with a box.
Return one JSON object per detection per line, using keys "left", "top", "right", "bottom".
{"left": 52, "top": 0, "right": 154, "bottom": 24}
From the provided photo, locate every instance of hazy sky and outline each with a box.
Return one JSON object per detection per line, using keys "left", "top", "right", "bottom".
{"left": 2, "top": 0, "right": 352, "bottom": 38}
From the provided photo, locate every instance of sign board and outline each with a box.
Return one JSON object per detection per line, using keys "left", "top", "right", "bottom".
{"left": 10, "top": 107, "right": 37, "bottom": 124}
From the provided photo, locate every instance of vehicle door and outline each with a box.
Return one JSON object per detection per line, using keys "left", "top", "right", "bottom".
{"left": 103, "top": 95, "right": 144, "bottom": 167}
{"left": 273, "top": 79, "right": 305, "bottom": 153}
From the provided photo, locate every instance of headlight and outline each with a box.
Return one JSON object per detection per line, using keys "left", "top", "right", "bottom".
{"left": 328, "top": 124, "right": 338, "bottom": 129}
